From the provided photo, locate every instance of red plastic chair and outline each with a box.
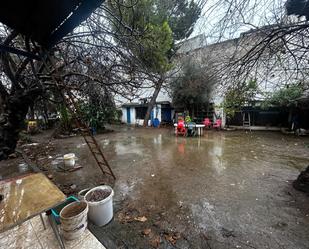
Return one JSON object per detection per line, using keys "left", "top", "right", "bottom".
{"left": 176, "top": 120, "right": 186, "bottom": 136}
{"left": 203, "top": 118, "right": 212, "bottom": 128}
{"left": 213, "top": 119, "right": 222, "bottom": 129}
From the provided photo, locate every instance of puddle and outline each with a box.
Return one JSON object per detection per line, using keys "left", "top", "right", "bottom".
{"left": 18, "top": 163, "right": 29, "bottom": 173}
{"left": 93, "top": 128, "right": 309, "bottom": 249}
{"left": 76, "top": 143, "right": 86, "bottom": 148}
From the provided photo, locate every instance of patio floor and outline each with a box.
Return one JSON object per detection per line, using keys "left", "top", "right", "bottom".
{"left": 90, "top": 127, "right": 309, "bottom": 249}
{"left": 0, "top": 214, "right": 105, "bottom": 249}
{"left": 1, "top": 126, "right": 308, "bottom": 249}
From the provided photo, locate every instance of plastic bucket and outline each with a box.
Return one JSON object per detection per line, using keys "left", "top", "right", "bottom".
{"left": 85, "top": 186, "right": 114, "bottom": 226}
{"left": 51, "top": 196, "right": 78, "bottom": 224}
{"left": 63, "top": 153, "right": 75, "bottom": 168}
{"left": 78, "top": 188, "right": 91, "bottom": 201}
{"left": 60, "top": 201, "right": 88, "bottom": 240}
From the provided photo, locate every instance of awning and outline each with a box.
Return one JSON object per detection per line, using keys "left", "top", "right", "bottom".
{"left": 0, "top": 0, "right": 103, "bottom": 48}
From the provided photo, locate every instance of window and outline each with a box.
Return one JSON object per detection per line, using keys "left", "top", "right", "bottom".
{"left": 135, "top": 107, "right": 147, "bottom": 119}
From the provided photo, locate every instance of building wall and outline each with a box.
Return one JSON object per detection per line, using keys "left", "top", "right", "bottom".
{"left": 175, "top": 28, "right": 307, "bottom": 128}
{"left": 154, "top": 105, "right": 161, "bottom": 122}
{"left": 213, "top": 106, "right": 225, "bottom": 127}
{"left": 118, "top": 25, "right": 306, "bottom": 128}
{"left": 121, "top": 106, "right": 136, "bottom": 124}
{"left": 121, "top": 107, "right": 127, "bottom": 123}
{"left": 177, "top": 28, "right": 305, "bottom": 98}
{"left": 131, "top": 107, "right": 136, "bottom": 124}
{"left": 121, "top": 104, "right": 173, "bottom": 125}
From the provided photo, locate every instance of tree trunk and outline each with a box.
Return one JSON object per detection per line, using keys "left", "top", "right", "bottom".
{"left": 143, "top": 78, "right": 164, "bottom": 127}
{"left": 0, "top": 89, "right": 42, "bottom": 160}
{"left": 43, "top": 102, "right": 49, "bottom": 128}
{"left": 29, "top": 104, "right": 35, "bottom": 120}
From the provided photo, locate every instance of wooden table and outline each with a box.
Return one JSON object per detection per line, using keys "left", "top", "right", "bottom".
{"left": 174, "top": 123, "right": 205, "bottom": 136}
{"left": 0, "top": 173, "right": 66, "bottom": 248}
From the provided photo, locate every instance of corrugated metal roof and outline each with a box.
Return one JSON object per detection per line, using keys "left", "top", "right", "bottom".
{"left": 121, "top": 101, "right": 172, "bottom": 107}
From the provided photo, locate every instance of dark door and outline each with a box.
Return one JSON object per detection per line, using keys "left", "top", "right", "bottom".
{"left": 162, "top": 108, "right": 172, "bottom": 122}
{"left": 126, "top": 107, "right": 131, "bottom": 124}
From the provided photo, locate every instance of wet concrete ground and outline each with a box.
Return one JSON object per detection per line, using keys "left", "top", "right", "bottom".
{"left": 1, "top": 126, "right": 309, "bottom": 248}
{"left": 88, "top": 127, "right": 309, "bottom": 249}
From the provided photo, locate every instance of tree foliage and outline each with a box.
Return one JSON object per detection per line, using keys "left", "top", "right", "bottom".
{"left": 171, "top": 60, "right": 216, "bottom": 110}
{"left": 152, "top": 0, "right": 202, "bottom": 41}
{"left": 79, "top": 103, "right": 117, "bottom": 131}
{"left": 58, "top": 105, "right": 72, "bottom": 133}
{"left": 108, "top": 0, "right": 201, "bottom": 74}
{"left": 221, "top": 79, "right": 259, "bottom": 118}
{"left": 108, "top": 0, "right": 202, "bottom": 126}
{"left": 79, "top": 85, "right": 117, "bottom": 131}
{"left": 262, "top": 84, "right": 304, "bottom": 108}
{"left": 0, "top": 2, "right": 158, "bottom": 158}
{"left": 108, "top": 0, "right": 174, "bottom": 74}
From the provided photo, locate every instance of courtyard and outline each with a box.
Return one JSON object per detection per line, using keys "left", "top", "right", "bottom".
{"left": 92, "top": 127, "right": 309, "bottom": 249}
{"left": 3, "top": 127, "right": 308, "bottom": 249}
{"left": 1, "top": 1, "right": 309, "bottom": 249}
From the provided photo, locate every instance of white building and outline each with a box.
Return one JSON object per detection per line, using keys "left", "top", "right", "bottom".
{"left": 120, "top": 25, "right": 308, "bottom": 128}
{"left": 118, "top": 87, "right": 174, "bottom": 125}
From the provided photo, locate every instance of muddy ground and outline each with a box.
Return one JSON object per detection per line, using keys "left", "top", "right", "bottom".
{"left": 1, "top": 126, "right": 309, "bottom": 249}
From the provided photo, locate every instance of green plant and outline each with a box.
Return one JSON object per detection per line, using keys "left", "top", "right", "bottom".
{"left": 108, "top": 0, "right": 202, "bottom": 126}
{"left": 115, "top": 109, "right": 123, "bottom": 123}
{"left": 19, "top": 132, "right": 33, "bottom": 144}
{"left": 58, "top": 105, "right": 72, "bottom": 133}
{"left": 261, "top": 84, "right": 304, "bottom": 108}
{"left": 185, "top": 115, "right": 192, "bottom": 123}
{"left": 221, "top": 79, "right": 259, "bottom": 119}
{"left": 171, "top": 59, "right": 216, "bottom": 112}
{"left": 79, "top": 102, "right": 117, "bottom": 131}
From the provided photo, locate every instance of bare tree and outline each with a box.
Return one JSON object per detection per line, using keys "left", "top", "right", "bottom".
{"left": 190, "top": 0, "right": 309, "bottom": 96}
{"left": 194, "top": 0, "right": 309, "bottom": 192}
{"left": 0, "top": 1, "right": 161, "bottom": 159}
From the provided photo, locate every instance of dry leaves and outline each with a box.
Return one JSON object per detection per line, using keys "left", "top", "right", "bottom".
{"left": 164, "top": 232, "right": 181, "bottom": 245}
{"left": 117, "top": 211, "right": 148, "bottom": 223}
{"left": 117, "top": 212, "right": 134, "bottom": 223}
{"left": 134, "top": 216, "right": 148, "bottom": 222}
{"left": 149, "top": 235, "right": 161, "bottom": 248}
{"left": 142, "top": 228, "right": 152, "bottom": 236}
{"left": 116, "top": 206, "right": 147, "bottom": 224}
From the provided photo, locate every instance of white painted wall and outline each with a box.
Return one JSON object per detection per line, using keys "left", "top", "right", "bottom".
{"left": 213, "top": 106, "right": 225, "bottom": 128}
{"left": 121, "top": 106, "right": 136, "bottom": 125}
{"left": 121, "top": 104, "right": 166, "bottom": 125}
{"left": 153, "top": 104, "right": 162, "bottom": 122}
{"left": 176, "top": 29, "right": 309, "bottom": 128}
{"left": 177, "top": 34, "right": 207, "bottom": 54}
{"left": 171, "top": 109, "right": 175, "bottom": 123}
{"left": 130, "top": 107, "right": 136, "bottom": 124}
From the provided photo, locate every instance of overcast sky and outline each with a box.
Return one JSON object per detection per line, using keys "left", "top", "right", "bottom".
{"left": 190, "top": 0, "right": 286, "bottom": 43}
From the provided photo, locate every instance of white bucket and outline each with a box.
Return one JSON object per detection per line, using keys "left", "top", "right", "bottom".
{"left": 85, "top": 186, "right": 114, "bottom": 227}
{"left": 60, "top": 201, "right": 88, "bottom": 241}
{"left": 63, "top": 153, "right": 75, "bottom": 168}
{"left": 78, "top": 188, "right": 91, "bottom": 201}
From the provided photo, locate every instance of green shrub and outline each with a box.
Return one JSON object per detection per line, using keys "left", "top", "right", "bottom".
{"left": 79, "top": 102, "right": 117, "bottom": 131}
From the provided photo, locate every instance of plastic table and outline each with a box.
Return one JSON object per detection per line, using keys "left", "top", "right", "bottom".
{"left": 174, "top": 123, "right": 205, "bottom": 136}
